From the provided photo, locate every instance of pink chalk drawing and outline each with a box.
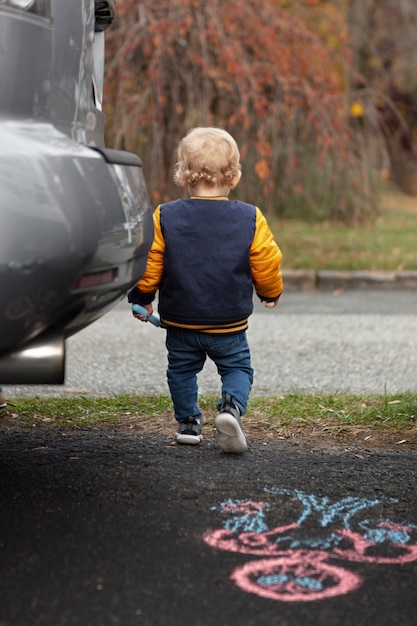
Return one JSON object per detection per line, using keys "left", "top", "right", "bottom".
{"left": 203, "top": 489, "right": 417, "bottom": 602}
{"left": 230, "top": 552, "right": 362, "bottom": 602}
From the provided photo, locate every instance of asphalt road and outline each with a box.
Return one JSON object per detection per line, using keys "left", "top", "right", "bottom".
{"left": 0, "top": 430, "right": 416, "bottom": 626}
{"left": 4, "top": 289, "right": 417, "bottom": 398}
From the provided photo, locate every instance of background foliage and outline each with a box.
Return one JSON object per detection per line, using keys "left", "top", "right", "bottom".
{"left": 104, "top": 0, "right": 417, "bottom": 222}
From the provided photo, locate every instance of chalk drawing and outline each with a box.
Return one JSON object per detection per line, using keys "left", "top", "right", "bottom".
{"left": 203, "top": 489, "right": 417, "bottom": 602}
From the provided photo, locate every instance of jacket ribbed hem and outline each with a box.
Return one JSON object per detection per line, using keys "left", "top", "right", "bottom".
{"left": 161, "top": 318, "right": 249, "bottom": 334}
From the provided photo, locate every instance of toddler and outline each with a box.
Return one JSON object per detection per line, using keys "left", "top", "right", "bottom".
{"left": 128, "top": 127, "right": 283, "bottom": 453}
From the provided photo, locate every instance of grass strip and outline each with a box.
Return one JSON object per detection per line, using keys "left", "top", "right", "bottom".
{"left": 274, "top": 190, "right": 417, "bottom": 271}
{"left": 3, "top": 392, "right": 417, "bottom": 447}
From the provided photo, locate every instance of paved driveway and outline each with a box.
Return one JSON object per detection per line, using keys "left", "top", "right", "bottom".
{"left": 4, "top": 290, "right": 417, "bottom": 398}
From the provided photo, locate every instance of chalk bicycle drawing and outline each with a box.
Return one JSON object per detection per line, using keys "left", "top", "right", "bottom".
{"left": 203, "top": 488, "right": 417, "bottom": 602}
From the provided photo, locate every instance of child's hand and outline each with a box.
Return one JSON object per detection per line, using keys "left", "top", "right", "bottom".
{"left": 264, "top": 299, "right": 279, "bottom": 309}
{"left": 131, "top": 304, "right": 161, "bottom": 327}
{"left": 132, "top": 303, "right": 153, "bottom": 322}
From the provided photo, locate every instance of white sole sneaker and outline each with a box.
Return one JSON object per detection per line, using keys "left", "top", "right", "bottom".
{"left": 215, "top": 412, "right": 247, "bottom": 454}
{"left": 176, "top": 417, "right": 203, "bottom": 445}
{"left": 176, "top": 432, "right": 202, "bottom": 445}
{"left": 0, "top": 391, "right": 6, "bottom": 409}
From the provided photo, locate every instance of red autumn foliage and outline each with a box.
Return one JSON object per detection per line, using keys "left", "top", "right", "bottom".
{"left": 104, "top": 0, "right": 375, "bottom": 219}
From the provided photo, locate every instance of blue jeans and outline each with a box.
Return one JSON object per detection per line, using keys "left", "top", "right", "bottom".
{"left": 165, "top": 328, "right": 254, "bottom": 422}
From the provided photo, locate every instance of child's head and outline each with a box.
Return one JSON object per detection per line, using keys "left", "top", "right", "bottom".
{"left": 174, "top": 127, "right": 241, "bottom": 189}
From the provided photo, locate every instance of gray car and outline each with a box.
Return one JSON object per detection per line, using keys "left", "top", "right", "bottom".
{"left": 0, "top": 0, "right": 153, "bottom": 384}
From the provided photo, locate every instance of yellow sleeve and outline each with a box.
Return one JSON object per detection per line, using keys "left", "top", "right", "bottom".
{"left": 250, "top": 207, "right": 284, "bottom": 299}
{"left": 136, "top": 206, "right": 165, "bottom": 294}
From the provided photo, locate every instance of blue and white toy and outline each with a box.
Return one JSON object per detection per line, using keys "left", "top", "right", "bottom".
{"left": 132, "top": 304, "right": 161, "bottom": 327}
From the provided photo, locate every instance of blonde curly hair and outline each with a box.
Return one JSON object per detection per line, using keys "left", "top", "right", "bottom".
{"left": 174, "top": 127, "right": 241, "bottom": 189}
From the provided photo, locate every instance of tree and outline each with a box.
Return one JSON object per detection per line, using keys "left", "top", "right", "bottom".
{"left": 346, "top": 0, "right": 417, "bottom": 195}
{"left": 104, "top": 0, "right": 379, "bottom": 220}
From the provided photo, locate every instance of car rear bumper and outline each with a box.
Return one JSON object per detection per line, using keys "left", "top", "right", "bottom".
{"left": 0, "top": 120, "right": 153, "bottom": 382}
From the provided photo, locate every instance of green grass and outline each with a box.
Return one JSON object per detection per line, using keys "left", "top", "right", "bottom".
{"left": 4, "top": 392, "right": 417, "bottom": 446}
{"left": 273, "top": 188, "right": 417, "bottom": 271}
{"left": 5, "top": 394, "right": 172, "bottom": 429}
{"left": 247, "top": 392, "right": 417, "bottom": 431}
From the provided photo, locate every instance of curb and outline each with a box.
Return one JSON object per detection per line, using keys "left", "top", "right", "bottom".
{"left": 283, "top": 269, "right": 417, "bottom": 291}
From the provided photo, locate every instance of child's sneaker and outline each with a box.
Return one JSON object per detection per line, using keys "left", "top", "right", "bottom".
{"left": 215, "top": 394, "right": 247, "bottom": 454}
{"left": 176, "top": 417, "right": 202, "bottom": 445}
{"left": 0, "top": 391, "right": 7, "bottom": 409}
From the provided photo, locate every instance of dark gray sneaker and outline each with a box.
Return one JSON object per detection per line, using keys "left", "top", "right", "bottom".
{"left": 215, "top": 394, "right": 247, "bottom": 454}
{"left": 176, "top": 417, "right": 202, "bottom": 445}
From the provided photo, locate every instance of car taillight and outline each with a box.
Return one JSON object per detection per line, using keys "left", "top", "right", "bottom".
{"left": 73, "top": 268, "right": 118, "bottom": 291}
{"left": 0, "top": 0, "right": 51, "bottom": 19}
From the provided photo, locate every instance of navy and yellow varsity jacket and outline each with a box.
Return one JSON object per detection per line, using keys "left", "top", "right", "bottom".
{"left": 128, "top": 197, "right": 283, "bottom": 333}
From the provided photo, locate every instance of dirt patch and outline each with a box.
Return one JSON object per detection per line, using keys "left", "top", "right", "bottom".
{"left": 1, "top": 409, "right": 415, "bottom": 455}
